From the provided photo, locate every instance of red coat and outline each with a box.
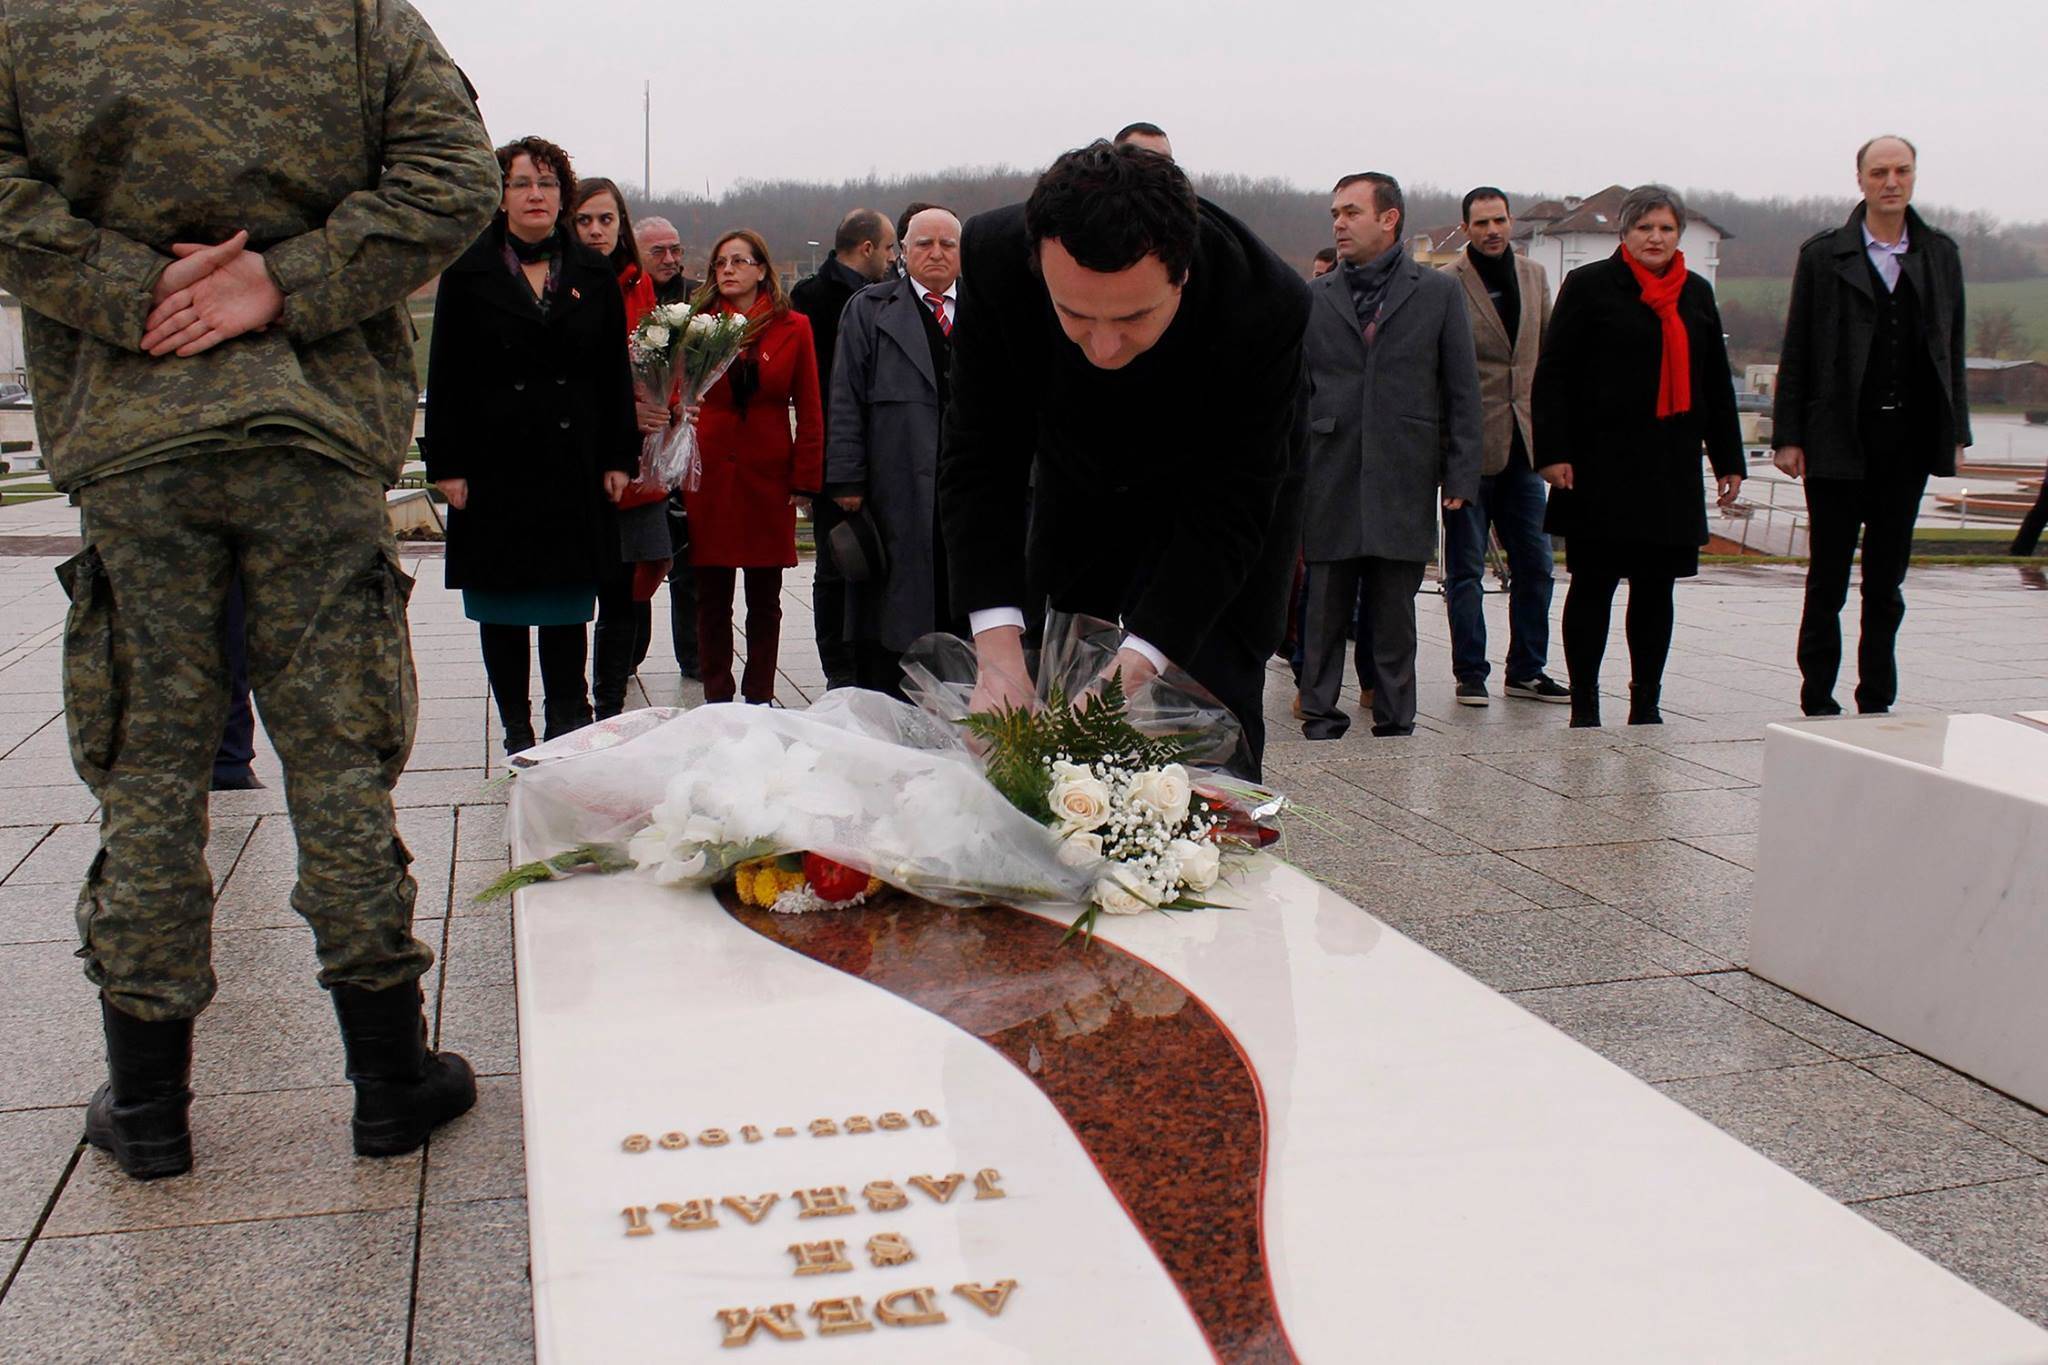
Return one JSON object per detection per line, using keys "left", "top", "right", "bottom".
{"left": 620, "top": 265, "right": 658, "bottom": 331}
{"left": 684, "top": 299, "right": 824, "bottom": 567}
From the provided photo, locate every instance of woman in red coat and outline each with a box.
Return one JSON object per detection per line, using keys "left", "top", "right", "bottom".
{"left": 683, "top": 229, "right": 824, "bottom": 703}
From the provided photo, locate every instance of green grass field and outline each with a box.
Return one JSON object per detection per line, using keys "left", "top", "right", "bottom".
{"left": 1716, "top": 276, "right": 2048, "bottom": 361}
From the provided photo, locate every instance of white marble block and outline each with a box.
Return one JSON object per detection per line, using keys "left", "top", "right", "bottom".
{"left": 1754, "top": 713, "right": 2048, "bottom": 1111}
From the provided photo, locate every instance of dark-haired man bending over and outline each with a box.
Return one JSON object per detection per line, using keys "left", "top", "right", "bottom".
{"left": 938, "top": 142, "right": 1309, "bottom": 777}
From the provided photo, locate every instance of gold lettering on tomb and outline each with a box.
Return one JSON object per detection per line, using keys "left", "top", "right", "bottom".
{"left": 866, "top": 1233, "right": 915, "bottom": 1268}
{"left": 698, "top": 1128, "right": 731, "bottom": 1147}
{"left": 721, "top": 1192, "right": 780, "bottom": 1225}
{"left": 794, "top": 1186, "right": 856, "bottom": 1218}
{"left": 808, "top": 1297, "right": 874, "bottom": 1337}
{"left": 877, "top": 1111, "right": 908, "bottom": 1130}
{"left": 787, "top": 1240, "right": 853, "bottom": 1275}
{"left": 658, "top": 1131, "right": 688, "bottom": 1151}
{"left": 973, "top": 1168, "right": 1008, "bottom": 1200}
{"left": 845, "top": 1115, "right": 874, "bottom": 1134}
{"left": 954, "top": 1280, "right": 1018, "bottom": 1318}
{"left": 774, "top": 1126, "right": 797, "bottom": 1138}
{"left": 875, "top": 1286, "right": 948, "bottom": 1327}
{"left": 809, "top": 1118, "right": 838, "bottom": 1137}
{"left": 621, "top": 1205, "right": 653, "bottom": 1237}
{"left": 658, "top": 1200, "right": 720, "bottom": 1231}
{"left": 862, "top": 1180, "right": 909, "bottom": 1213}
{"left": 716, "top": 1304, "right": 803, "bottom": 1347}
{"left": 621, "top": 1134, "right": 651, "bottom": 1154}
{"left": 741, "top": 1125, "right": 763, "bottom": 1143}
{"left": 909, "top": 1173, "right": 965, "bottom": 1205}
{"left": 913, "top": 1109, "right": 940, "bottom": 1127}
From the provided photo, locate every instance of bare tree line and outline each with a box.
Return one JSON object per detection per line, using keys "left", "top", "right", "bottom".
{"left": 622, "top": 167, "right": 2044, "bottom": 284}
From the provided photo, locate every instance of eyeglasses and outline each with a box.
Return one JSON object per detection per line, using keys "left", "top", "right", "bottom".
{"left": 507, "top": 177, "right": 561, "bottom": 194}
{"left": 712, "top": 255, "right": 760, "bottom": 270}
{"left": 645, "top": 245, "right": 685, "bottom": 259}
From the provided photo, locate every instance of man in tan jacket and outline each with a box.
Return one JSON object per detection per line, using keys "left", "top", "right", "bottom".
{"left": 1441, "top": 188, "right": 1567, "bottom": 705}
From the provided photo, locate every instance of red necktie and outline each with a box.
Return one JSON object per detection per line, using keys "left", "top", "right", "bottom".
{"left": 925, "top": 291, "right": 951, "bottom": 336}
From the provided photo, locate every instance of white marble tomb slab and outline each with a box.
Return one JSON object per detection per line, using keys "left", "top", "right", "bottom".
{"left": 1754, "top": 712, "right": 2048, "bottom": 1112}
{"left": 512, "top": 794, "right": 2048, "bottom": 1363}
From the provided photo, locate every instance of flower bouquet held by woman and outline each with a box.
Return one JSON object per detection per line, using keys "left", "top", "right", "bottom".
{"left": 628, "top": 302, "right": 758, "bottom": 495}
{"left": 486, "top": 616, "right": 1288, "bottom": 940}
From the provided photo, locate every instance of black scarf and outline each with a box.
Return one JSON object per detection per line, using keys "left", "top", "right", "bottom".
{"left": 1341, "top": 243, "right": 1406, "bottom": 339}
{"left": 503, "top": 223, "right": 561, "bottom": 264}
{"left": 1467, "top": 243, "right": 1521, "bottom": 347}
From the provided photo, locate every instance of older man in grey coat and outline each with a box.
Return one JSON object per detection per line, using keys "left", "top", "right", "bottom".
{"left": 1301, "top": 172, "right": 1482, "bottom": 738}
{"left": 827, "top": 206, "right": 966, "bottom": 695}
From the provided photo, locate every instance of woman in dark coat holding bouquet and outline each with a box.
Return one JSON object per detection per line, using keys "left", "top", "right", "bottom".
{"left": 682, "top": 230, "right": 825, "bottom": 704}
{"left": 1532, "top": 184, "right": 1744, "bottom": 728}
{"left": 425, "top": 137, "right": 639, "bottom": 754}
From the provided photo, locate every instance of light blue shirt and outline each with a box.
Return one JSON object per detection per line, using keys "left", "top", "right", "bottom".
{"left": 1863, "top": 222, "right": 1909, "bottom": 293}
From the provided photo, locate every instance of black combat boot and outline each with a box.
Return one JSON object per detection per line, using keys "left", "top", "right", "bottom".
{"left": 1628, "top": 684, "right": 1664, "bottom": 726}
{"left": 84, "top": 996, "right": 195, "bottom": 1180}
{"left": 330, "top": 982, "right": 476, "bottom": 1157}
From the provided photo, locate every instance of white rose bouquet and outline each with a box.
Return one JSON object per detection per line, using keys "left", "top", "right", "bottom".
{"left": 627, "top": 301, "right": 760, "bottom": 495}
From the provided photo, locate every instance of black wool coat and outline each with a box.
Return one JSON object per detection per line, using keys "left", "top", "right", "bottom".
{"left": 790, "top": 255, "right": 874, "bottom": 403}
{"left": 423, "top": 222, "right": 639, "bottom": 592}
{"left": 1771, "top": 204, "right": 1971, "bottom": 479}
{"left": 1531, "top": 251, "right": 1744, "bottom": 549}
{"left": 938, "top": 200, "right": 1310, "bottom": 673}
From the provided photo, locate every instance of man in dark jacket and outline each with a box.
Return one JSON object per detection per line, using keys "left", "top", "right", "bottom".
{"left": 0, "top": 0, "right": 500, "bottom": 1179}
{"left": 939, "top": 142, "right": 1309, "bottom": 778}
{"left": 1772, "top": 135, "right": 1970, "bottom": 716}
{"left": 791, "top": 208, "right": 898, "bottom": 690}
{"left": 637, "top": 214, "right": 702, "bottom": 675}
{"left": 827, "top": 207, "right": 965, "bottom": 696}
{"left": 1301, "top": 172, "right": 1483, "bottom": 739}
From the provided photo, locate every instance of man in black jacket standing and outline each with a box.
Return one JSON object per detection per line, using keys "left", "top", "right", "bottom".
{"left": 1772, "top": 135, "right": 1970, "bottom": 716}
{"left": 939, "top": 142, "right": 1309, "bottom": 777}
{"left": 792, "top": 208, "right": 897, "bottom": 690}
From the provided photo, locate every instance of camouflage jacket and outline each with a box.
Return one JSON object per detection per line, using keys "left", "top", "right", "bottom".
{"left": 0, "top": 0, "right": 500, "bottom": 492}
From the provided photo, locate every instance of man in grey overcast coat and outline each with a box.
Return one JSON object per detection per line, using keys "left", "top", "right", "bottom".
{"left": 1301, "top": 172, "right": 1482, "bottom": 739}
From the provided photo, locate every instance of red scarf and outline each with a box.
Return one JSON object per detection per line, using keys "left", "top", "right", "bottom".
{"left": 1621, "top": 245, "right": 1691, "bottom": 418}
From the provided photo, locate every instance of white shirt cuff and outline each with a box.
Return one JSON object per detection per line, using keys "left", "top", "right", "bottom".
{"left": 969, "top": 608, "right": 1027, "bottom": 637}
{"left": 1119, "top": 633, "right": 1169, "bottom": 671}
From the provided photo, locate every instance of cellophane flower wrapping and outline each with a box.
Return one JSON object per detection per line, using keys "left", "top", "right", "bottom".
{"left": 505, "top": 691, "right": 1096, "bottom": 907}
{"left": 650, "top": 310, "right": 756, "bottom": 493}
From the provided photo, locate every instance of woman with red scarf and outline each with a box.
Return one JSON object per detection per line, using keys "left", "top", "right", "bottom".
{"left": 1532, "top": 184, "right": 1744, "bottom": 727}
{"left": 682, "top": 229, "right": 824, "bottom": 704}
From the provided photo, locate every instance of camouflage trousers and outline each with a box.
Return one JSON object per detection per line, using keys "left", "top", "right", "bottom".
{"left": 61, "top": 446, "right": 434, "bottom": 1022}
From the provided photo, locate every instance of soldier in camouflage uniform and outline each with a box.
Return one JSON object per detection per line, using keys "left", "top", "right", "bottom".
{"left": 0, "top": 0, "right": 502, "bottom": 1178}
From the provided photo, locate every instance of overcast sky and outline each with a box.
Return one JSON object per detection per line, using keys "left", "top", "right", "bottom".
{"left": 422, "top": 0, "right": 2047, "bottom": 224}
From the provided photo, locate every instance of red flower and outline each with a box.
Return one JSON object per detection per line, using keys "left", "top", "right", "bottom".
{"left": 802, "top": 852, "right": 870, "bottom": 903}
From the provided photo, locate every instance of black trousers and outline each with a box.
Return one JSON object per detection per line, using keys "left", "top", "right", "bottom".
{"left": 479, "top": 623, "right": 590, "bottom": 740}
{"left": 1301, "top": 557, "right": 1424, "bottom": 738}
{"left": 212, "top": 575, "right": 255, "bottom": 782}
{"left": 1561, "top": 569, "right": 1675, "bottom": 721}
{"left": 590, "top": 565, "right": 651, "bottom": 719}
{"left": 809, "top": 498, "right": 856, "bottom": 690}
{"left": 2012, "top": 478, "right": 2048, "bottom": 557}
{"left": 1797, "top": 416, "right": 1929, "bottom": 715}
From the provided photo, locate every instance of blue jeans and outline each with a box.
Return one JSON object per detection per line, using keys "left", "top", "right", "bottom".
{"left": 1443, "top": 461, "right": 1554, "bottom": 685}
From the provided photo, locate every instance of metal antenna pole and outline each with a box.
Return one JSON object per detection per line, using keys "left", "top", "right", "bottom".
{"left": 642, "top": 81, "right": 651, "bottom": 199}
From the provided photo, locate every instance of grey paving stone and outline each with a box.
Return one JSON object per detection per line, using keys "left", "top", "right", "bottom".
{"left": 0, "top": 786, "right": 98, "bottom": 828}
{"left": 48, "top": 1087, "right": 418, "bottom": 1237}
{"left": 394, "top": 769, "right": 503, "bottom": 810}
{"left": 1551, "top": 901, "right": 1734, "bottom": 974}
{"left": 1694, "top": 971, "right": 1906, "bottom": 1061}
{"left": 1860, "top": 1055, "right": 2048, "bottom": 1163}
{"left": 443, "top": 911, "right": 515, "bottom": 991}
{"left": 0, "top": 824, "right": 48, "bottom": 876}
{"left": 1857, "top": 1177, "right": 2048, "bottom": 1329}
{"left": 1472, "top": 745, "right": 1748, "bottom": 798}
{"left": 1657, "top": 1062, "right": 2046, "bottom": 1203}
{"left": 425, "top": 1075, "right": 524, "bottom": 1206}
{"left": 1389, "top": 908, "right": 1678, "bottom": 993}
{"left": 1301, "top": 855, "right": 1539, "bottom": 922}
{"left": 1678, "top": 832, "right": 1758, "bottom": 870}
{"left": 1648, "top": 738, "right": 1766, "bottom": 783}
{"left": 412, "top": 1198, "right": 534, "bottom": 1364}
{"left": 1511, "top": 976, "right": 1829, "bottom": 1084}
{"left": 1437, "top": 850, "right": 1597, "bottom": 909}
{"left": 0, "top": 1209, "right": 415, "bottom": 1363}
{"left": 436, "top": 984, "right": 519, "bottom": 1077}
{"left": 191, "top": 994, "right": 347, "bottom": 1097}
{"left": 1509, "top": 839, "right": 1755, "bottom": 961}
{"left": 0, "top": 1106, "right": 78, "bottom": 1238}
{"left": 1584, "top": 786, "right": 1762, "bottom": 838}
{"left": 2, "top": 822, "right": 99, "bottom": 885}
{"left": 0, "top": 880, "right": 75, "bottom": 945}
{"left": 451, "top": 860, "right": 512, "bottom": 913}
